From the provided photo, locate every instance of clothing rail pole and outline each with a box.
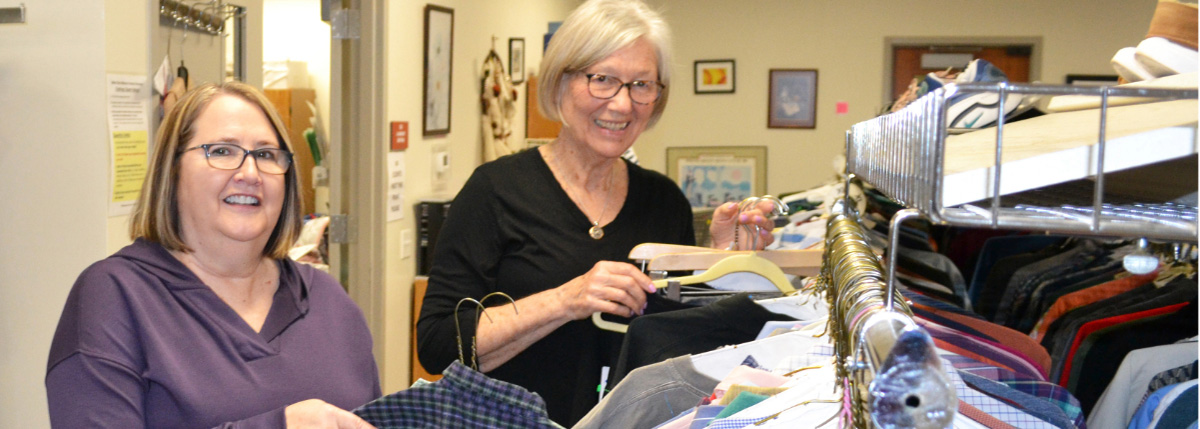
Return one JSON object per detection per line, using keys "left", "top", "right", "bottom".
{"left": 884, "top": 209, "right": 923, "bottom": 312}
{"left": 990, "top": 82, "right": 1007, "bottom": 228}
{"left": 844, "top": 129, "right": 856, "bottom": 219}
{"left": 1091, "top": 87, "right": 1110, "bottom": 232}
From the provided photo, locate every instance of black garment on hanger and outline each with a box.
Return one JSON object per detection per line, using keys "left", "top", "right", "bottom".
{"left": 1043, "top": 277, "right": 1199, "bottom": 379}
{"left": 1012, "top": 263, "right": 1124, "bottom": 333}
{"left": 975, "top": 242, "right": 1076, "bottom": 320}
{"left": 1073, "top": 299, "right": 1198, "bottom": 414}
{"left": 897, "top": 246, "right": 969, "bottom": 309}
{"left": 994, "top": 240, "right": 1105, "bottom": 328}
{"left": 606, "top": 294, "right": 798, "bottom": 390}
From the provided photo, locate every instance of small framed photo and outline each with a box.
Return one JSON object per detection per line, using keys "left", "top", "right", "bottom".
{"left": 768, "top": 69, "right": 818, "bottom": 129}
{"left": 509, "top": 38, "right": 526, "bottom": 84}
{"left": 423, "top": 4, "right": 454, "bottom": 136}
{"left": 694, "top": 59, "right": 735, "bottom": 94}
{"left": 667, "top": 146, "right": 767, "bottom": 208}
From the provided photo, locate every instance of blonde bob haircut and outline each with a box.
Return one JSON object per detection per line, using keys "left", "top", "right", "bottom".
{"left": 129, "top": 81, "right": 301, "bottom": 259}
{"left": 537, "top": 0, "right": 672, "bottom": 128}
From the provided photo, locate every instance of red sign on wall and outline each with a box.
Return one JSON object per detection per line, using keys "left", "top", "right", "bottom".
{"left": 391, "top": 121, "right": 409, "bottom": 151}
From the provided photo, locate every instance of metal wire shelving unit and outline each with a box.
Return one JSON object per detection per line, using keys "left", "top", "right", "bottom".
{"left": 845, "top": 82, "right": 1198, "bottom": 242}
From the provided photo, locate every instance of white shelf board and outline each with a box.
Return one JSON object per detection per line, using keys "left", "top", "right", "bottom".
{"left": 941, "top": 98, "right": 1198, "bottom": 207}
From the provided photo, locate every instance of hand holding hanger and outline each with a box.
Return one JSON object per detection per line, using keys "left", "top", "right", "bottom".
{"left": 561, "top": 261, "right": 656, "bottom": 320}
{"left": 710, "top": 198, "right": 779, "bottom": 250}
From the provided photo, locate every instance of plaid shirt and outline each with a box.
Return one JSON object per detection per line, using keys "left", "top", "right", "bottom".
{"left": 353, "top": 361, "right": 565, "bottom": 428}
{"left": 945, "top": 354, "right": 1085, "bottom": 429}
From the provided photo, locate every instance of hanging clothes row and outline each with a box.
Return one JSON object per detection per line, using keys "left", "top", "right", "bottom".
{"left": 845, "top": 183, "right": 1198, "bottom": 429}
{"left": 958, "top": 233, "right": 1198, "bottom": 420}
{"left": 576, "top": 206, "right": 1088, "bottom": 429}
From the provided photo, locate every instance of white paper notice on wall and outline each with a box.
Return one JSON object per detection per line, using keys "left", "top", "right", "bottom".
{"left": 106, "top": 74, "right": 151, "bottom": 217}
{"left": 387, "top": 151, "right": 405, "bottom": 222}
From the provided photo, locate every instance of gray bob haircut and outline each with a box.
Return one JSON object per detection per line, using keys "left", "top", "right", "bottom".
{"left": 537, "top": 0, "right": 672, "bottom": 128}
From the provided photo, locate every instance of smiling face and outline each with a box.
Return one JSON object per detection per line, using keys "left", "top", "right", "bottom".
{"left": 175, "top": 94, "right": 286, "bottom": 252}
{"left": 558, "top": 37, "right": 660, "bottom": 159}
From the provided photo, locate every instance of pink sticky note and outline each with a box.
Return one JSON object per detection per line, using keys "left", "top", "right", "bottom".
{"left": 836, "top": 102, "right": 849, "bottom": 115}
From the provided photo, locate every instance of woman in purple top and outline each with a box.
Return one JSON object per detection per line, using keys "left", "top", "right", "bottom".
{"left": 46, "top": 81, "right": 380, "bottom": 428}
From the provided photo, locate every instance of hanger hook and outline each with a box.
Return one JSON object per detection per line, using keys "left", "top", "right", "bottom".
{"left": 454, "top": 297, "right": 494, "bottom": 371}
{"left": 732, "top": 195, "right": 787, "bottom": 250}
{"left": 479, "top": 292, "right": 518, "bottom": 314}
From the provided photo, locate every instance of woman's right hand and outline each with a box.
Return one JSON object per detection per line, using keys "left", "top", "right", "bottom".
{"left": 556, "top": 261, "right": 655, "bottom": 319}
{"left": 285, "top": 399, "right": 376, "bottom": 429}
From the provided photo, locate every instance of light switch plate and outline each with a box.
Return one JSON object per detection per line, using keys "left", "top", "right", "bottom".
{"left": 400, "top": 229, "right": 414, "bottom": 260}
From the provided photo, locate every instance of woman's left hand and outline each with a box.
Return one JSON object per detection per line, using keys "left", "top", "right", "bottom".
{"left": 709, "top": 200, "right": 777, "bottom": 250}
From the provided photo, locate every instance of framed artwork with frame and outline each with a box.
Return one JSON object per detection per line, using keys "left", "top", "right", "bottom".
{"left": 423, "top": 4, "right": 454, "bottom": 136}
{"left": 509, "top": 37, "right": 525, "bottom": 84}
{"left": 768, "top": 69, "right": 818, "bottom": 129}
{"left": 694, "top": 59, "right": 735, "bottom": 94}
{"left": 667, "top": 146, "right": 767, "bottom": 208}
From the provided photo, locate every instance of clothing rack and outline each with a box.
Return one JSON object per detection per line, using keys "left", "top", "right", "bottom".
{"left": 822, "top": 209, "right": 956, "bottom": 428}
{"left": 839, "top": 81, "right": 1197, "bottom": 427}
{"left": 844, "top": 82, "right": 1198, "bottom": 242}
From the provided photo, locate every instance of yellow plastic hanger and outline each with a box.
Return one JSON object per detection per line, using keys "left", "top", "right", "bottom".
{"left": 651, "top": 253, "right": 796, "bottom": 294}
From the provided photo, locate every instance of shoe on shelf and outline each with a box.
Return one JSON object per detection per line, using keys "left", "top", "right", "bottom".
{"left": 945, "top": 59, "right": 1025, "bottom": 129}
{"left": 889, "top": 68, "right": 957, "bottom": 113}
{"left": 1111, "top": 47, "right": 1159, "bottom": 83}
{"left": 1134, "top": 37, "right": 1199, "bottom": 77}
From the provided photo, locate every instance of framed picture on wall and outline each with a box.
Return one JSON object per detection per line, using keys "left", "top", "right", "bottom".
{"left": 768, "top": 69, "right": 818, "bottom": 129}
{"left": 509, "top": 37, "right": 525, "bottom": 84}
{"left": 667, "top": 146, "right": 767, "bottom": 208}
{"left": 694, "top": 59, "right": 735, "bottom": 94}
{"left": 423, "top": 5, "right": 454, "bottom": 136}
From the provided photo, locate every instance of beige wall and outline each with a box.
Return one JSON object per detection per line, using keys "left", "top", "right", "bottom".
{"left": 0, "top": 3, "right": 129, "bottom": 428}
{"left": 637, "top": 0, "right": 1156, "bottom": 195}
{"left": 379, "top": 0, "right": 581, "bottom": 393}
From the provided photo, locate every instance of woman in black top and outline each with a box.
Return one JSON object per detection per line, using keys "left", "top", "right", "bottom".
{"left": 416, "top": 0, "right": 776, "bottom": 425}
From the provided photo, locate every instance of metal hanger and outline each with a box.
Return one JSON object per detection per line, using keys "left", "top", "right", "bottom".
{"left": 453, "top": 292, "right": 517, "bottom": 371}
{"left": 454, "top": 298, "right": 489, "bottom": 371}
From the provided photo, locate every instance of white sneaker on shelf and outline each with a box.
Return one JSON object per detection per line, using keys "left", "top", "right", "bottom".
{"left": 1112, "top": 47, "right": 1159, "bottom": 83}
{"left": 1135, "top": 37, "right": 1199, "bottom": 77}
{"left": 945, "top": 59, "right": 1025, "bottom": 129}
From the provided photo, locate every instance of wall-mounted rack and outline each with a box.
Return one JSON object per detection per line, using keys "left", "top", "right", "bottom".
{"left": 159, "top": 0, "right": 244, "bottom": 35}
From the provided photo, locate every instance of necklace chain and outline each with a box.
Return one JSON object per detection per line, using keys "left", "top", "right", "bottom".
{"left": 544, "top": 145, "right": 617, "bottom": 240}
{"left": 588, "top": 165, "right": 616, "bottom": 240}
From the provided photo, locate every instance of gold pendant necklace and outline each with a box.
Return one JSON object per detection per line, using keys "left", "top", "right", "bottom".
{"left": 588, "top": 164, "right": 616, "bottom": 240}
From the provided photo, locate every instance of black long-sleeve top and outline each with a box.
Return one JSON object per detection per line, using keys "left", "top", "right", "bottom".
{"left": 416, "top": 148, "right": 694, "bottom": 426}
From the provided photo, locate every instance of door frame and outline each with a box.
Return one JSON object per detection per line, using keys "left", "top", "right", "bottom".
{"left": 330, "top": 0, "right": 388, "bottom": 370}
{"left": 883, "top": 36, "right": 1043, "bottom": 107}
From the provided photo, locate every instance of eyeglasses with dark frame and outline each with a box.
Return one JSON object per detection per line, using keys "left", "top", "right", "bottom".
{"left": 182, "top": 143, "right": 293, "bottom": 175}
{"left": 584, "top": 73, "right": 665, "bottom": 105}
